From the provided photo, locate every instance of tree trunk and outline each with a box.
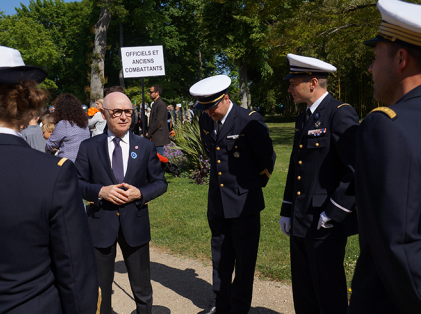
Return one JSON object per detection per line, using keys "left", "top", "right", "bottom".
{"left": 239, "top": 61, "right": 249, "bottom": 109}
{"left": 90, "top": 5, "right": 112, "bottom": 106}
{"left": 118, "top": 20, "right": 125, "bottom": 88}
{"left": 198, "top": 48, "right": 202, "bottom": 81}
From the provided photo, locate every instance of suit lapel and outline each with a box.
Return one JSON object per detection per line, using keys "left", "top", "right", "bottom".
{"left": 97, "top": 134, "right": 118, "bottom": 184}
{"left": 217, "top": 104, "right": 238, "bottom": 144}
{"left": 124, "top": 133, "right": 138, "bottom": 183}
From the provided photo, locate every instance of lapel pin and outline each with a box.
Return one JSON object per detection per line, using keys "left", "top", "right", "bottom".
{"left": 131, "top": 152, "right": 137, "bottom": 159}
{"left": 314, "top": 112, "right": 320, "bottom": 119}
{"left": 315, "top": 121, "right": 321, "bottom": 128}
{"left": 135, "top": 146, "right": 138, "bottom": 150}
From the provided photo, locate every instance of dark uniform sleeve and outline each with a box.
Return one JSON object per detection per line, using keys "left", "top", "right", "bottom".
{"left": 245, "top": 112, "right": 276, "bottom": 187}
{"left": 355, "top": 112, "right": 421, "bottom": 312}
{"left": 324, "top": 105, "right": 359, "bottom": 222}
{"left": 49, "top": 159, "right": 100, "bottom": 314}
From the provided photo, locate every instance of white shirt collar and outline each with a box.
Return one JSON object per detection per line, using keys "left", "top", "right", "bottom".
{"left": 307, "top": 91, "right": 329, "bottom": 114}
{"left": 214, "top": 101, "right": 234, "bottom": 132}
{"left": 107, "top": 129, "right": 130, "bottom": 144}
{"left": 0, "top": 127, "right": 23, "bottom": 138}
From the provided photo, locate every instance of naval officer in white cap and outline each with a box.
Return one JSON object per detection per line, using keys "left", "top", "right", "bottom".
{"left": 190, "top": 75, "right": 276, "bottom": 314}
{"left": 349, "top": 1, "right": 421, "bottom": 313}
{"left": 279, "top": 54, "right": 359, "bottom": 314}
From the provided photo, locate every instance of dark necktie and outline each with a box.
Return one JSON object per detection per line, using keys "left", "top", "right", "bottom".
{"left": 112, "top": 137, "right": 124, "bottom": 184}
{"left": 305, "top": 108, "right": 311, "bottom": 123}
{"left": 218, "top": 120, "right": 222, "bottom": 134}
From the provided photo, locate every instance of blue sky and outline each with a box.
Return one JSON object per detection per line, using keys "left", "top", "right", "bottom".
{"left": 1, "top": 0, "right": 79, "bottom": 16}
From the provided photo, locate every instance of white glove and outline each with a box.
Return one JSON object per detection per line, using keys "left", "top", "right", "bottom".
{"left": 317, "top": 211, "right": 334, "bottom": 230}
{"left": 279, "top": 216, "right": 291, "bottom": 237}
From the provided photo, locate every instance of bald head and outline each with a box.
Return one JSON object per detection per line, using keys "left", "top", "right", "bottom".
{"left": 102, "top": 92, "right": 133, "bottom": 137}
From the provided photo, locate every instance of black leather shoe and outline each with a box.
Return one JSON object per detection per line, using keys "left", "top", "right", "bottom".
{"left": 198, "top": 307, "right": 230, "bottom": 314}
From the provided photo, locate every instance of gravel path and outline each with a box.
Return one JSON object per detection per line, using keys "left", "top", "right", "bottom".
{"left": 111, "top": 246, "right": 295, "bottom": 314}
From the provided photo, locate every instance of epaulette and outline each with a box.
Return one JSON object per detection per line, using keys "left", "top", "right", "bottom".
{"left": 369, "top": 107, "right": 397, "bottom": 120}
{"left": 337, "top": 103, "right": 351, "bottom": 108}
{"left": 57, "top": 157, "right": 68, "bottom": 166}
{"left": 249, "top": 111, "right": 256, "bottom": 116}
{"left": 260, "top": 169, "right": 271, "bottom": 178}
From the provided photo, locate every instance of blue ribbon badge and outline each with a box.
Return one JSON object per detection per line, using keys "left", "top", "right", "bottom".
{"left": 131, "top": 152, "right": 137, "bottom": 159}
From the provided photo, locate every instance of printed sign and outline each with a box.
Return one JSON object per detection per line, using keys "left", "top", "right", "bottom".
{"left": 121, "top": 45, "right": 165, "bottom": 78}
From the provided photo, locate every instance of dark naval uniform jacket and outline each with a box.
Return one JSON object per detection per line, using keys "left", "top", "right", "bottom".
{"left": 199, "top": 103, "right": 276, "bottom": 218}
{"left": 0, "top": 133, "right": 99, "bottom": 314}
{"left": 75, "top": 132, "right": 167, "bottom": 248}
{"left": 281, "top": 93, "right": 359, "bottom": 239}
{"left": 348, "top": 85, "right": 421, "bottom": 314}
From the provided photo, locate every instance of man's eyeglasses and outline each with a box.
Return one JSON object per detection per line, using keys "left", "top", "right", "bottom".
{"left": 149, "top": 90, "right": 155, "bottom": 94}
{"left": 103, "top": 108, "right": 133, "bottom": 117}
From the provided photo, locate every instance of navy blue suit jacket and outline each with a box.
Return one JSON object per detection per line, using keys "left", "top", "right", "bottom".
{"left": 199, "top": 103, "right": 276, "bottom": 218}
{"left": 75, "top": 132, "right": 167, "bottom": 248}
{"left": 0, "top": 134, "right": 98, "bottom": 314}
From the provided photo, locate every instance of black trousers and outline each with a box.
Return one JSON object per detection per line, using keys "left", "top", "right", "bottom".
{"left": 290, "top": 236, "right": 348, "bottom": 314}
{"left": 208, "top": 211, "right": 261, "bottom": 314}
{"left": 94, "top": 227, "right": 152, "bottom": 314}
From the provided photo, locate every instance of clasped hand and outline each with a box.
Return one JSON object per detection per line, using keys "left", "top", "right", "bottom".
{"left": 99, "top": 183, "right": 142, "bottom": 205}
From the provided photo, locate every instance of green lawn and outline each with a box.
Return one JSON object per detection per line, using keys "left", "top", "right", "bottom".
{"left": 149, "top": 122, "right": 360, "bottom": 286}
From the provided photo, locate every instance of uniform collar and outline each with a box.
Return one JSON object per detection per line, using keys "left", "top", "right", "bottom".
{"left": 0, "top": 126, "right": 23, "bottom": 138}
{"left": 307, "top": 91, "right": 329, "bottom": 114}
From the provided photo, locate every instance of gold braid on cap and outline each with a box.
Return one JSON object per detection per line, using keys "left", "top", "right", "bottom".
{"left": 289, "top": 71, "right": 313, "bottom": 75}
{"left": 197, "top": 94, "right": 225, "bottom": 105}
{"left": 378, "top": 21, "right": 421, "bottom": 47}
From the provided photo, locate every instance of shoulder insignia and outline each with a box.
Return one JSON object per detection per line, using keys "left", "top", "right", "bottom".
{"left": 203, "top": 129, "right": 210, "bottom": 135}
{"left": 369, "top": 107, "right": 397, "bottom": 119}
{"left": 337, "top": 103, "right": 351, "bottom": 108}
{"left": 57, "top": 158, "right": 68, "bottom": 166}
{"left": 260, "top": 169, "right": 271, "bottom": 178}
{"left": 249, "top": 111, "right": 256, "bottom": 116}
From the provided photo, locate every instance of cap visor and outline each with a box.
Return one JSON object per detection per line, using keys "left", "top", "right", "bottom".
{"left": 362, "top": 36, "right": 389, "bottom": 47}
{"left": 194, "top": 98, "right": 223, "bottom": 111}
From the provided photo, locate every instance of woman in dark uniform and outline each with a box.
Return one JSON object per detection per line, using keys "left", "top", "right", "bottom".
{"left": 0, "top": 46, "right": 99, "bottom": 314}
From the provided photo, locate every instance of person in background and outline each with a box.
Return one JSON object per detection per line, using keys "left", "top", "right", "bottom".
{"left": 39, "top": 112, "right": 54, "bottom": 128}
{"left": 21, "top": 109, "right": 46, "bottom": 152}
{"left": 42, "top": 123, "right": 55, "bottom": 140}
{"left": 174, "top": 103, "right": 183, "bottom": 126}
{"left": 0, "top": 45, "right": 99, "bottom": 314}
{"left": 349, "top": 0, "right": 421, "bottom": 313}
{"left": 45, "top": 94, "right": 90, "bottom": 162}
{"left": 146, "top": 85, "right": 170, "bottom": 155}
{"left": 89, "top": 98, "right": 106, "bottom": 136}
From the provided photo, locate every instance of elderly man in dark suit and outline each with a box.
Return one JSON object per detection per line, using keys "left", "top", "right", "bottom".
{"left": 75, "top": 92, "right": 167, "bottom": 314}
{"left": 0, "top": 45, "right": 99, "bottom": 314}
{"left": 279, "top": 54, "right": 359, "bottom": 314}
{"left": 349, "top": 1, "right": 421, "bottom": 313}
{"left": 190, "top": 75, "right": 276, "bottom": 314}
{"left": 146, "top": 84, "right": 169, "bottom": 155}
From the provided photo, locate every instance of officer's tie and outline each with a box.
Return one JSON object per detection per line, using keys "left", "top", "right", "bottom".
{"left": 217, "top": 120, "right": 222, "bottom": 134}
{"left": 305, "top": 108, "right": 311, "bottom": 123}
{"left": 112, "top": 137, "right": 124, "bottom": 184}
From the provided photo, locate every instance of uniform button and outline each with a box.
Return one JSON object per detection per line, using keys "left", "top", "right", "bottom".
{"left": 217, "top": 160, "right": 221, "bottom": 164}
{"left": 220, "top": 184, "right": 224, "bottom": 187}
{"left": 116, "top": 212, "right": 120, "bottom": 216}
{"left": 235, "top": 146, "right": 238, "bottom": 149}
{"left": 218, "top": 172, "right": 222, "bottom": 175}
{"left": 298, "top": 161, "right": 302, "bottom": 165}
{"left": 216, "top": 147, "right": 220, "bottom": 150}
{"left": 315, "top": 143, "right": 319, "bottom": 147}
{"left": 297, "top": 176, "right": 301, "bottom": 180}
{"left": 297, "top": 191, "right": 301, "bottom": 196}
{"left": 299, "top": 144, "right": 303, "bottom": 149}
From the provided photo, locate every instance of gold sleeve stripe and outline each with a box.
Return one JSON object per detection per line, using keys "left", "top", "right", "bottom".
{"left": 337, "top": 103, "right": 351, "bottom": 108}
{"left": 57, "top": 158, "right": 68, "bottom": 166}
{"left": 260, "top": 169, "right": 271, "bottom": 178}
{"left": 370, "top": 107, "right": 397, "bottom": 119}
{"left": 96, "top": 287, "right": 102, "bottom": 314}
{"left": 249, "top": 111, "right": 256, "bottom": 116}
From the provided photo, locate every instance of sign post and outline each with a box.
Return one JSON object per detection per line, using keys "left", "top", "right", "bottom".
{"left": 121, "top": 45, "right": 165, "bottom": 137}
